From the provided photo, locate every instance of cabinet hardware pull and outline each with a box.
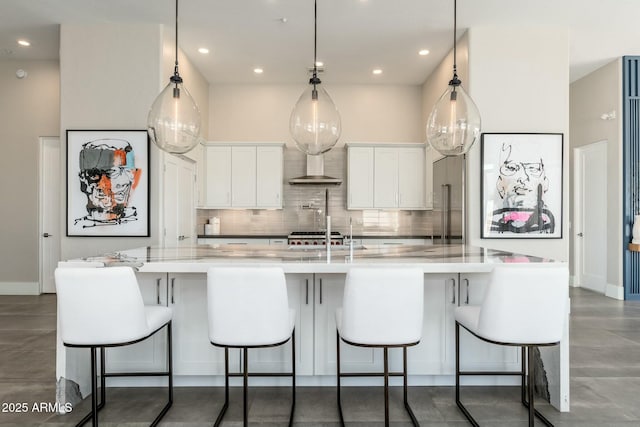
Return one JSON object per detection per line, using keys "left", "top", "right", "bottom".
{"left": 464, "top": 278, "right": 470, "bottom": 305}
{"left": 171, "top": 278, "right": 175, "bottom": 304}
{"left": 319, "top": 279, "right": 323, "bottom": 305}
{"left": 451, "top": 278, "right": 456, "bottom": 304}
{"left": 305, "top": 279, "right": 309, "bottom": 305}
{"left": 156, "top": 278, "right": 161, "bottom": 305}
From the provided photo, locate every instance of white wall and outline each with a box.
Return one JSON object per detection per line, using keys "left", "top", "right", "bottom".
{"left": 60, "top": 24, "right": 164, "bottom": 260}
{"left": 0, "top": 60, "right": 59, "bottom": 285}
{"left": 466, "top": 27, "right": 570, "bottom": 261}
{"left": 569, "top": 59, "right": 622, "bottom": 294}
{"left": 209, "top": 84, "right": 423, "bottom": 144}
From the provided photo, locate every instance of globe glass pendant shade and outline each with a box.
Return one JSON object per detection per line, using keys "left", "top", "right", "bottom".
{"left": 289, "top": 85, "right": 341, "bottom": 156}
{"left": 426, "top": 84, "right": 481, "bottom": 156}
{"left": 147, "top": 80, "right": 201, "bottom": 154}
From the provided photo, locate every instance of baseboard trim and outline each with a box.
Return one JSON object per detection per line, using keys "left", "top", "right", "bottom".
{"left": 605, "top": 283, "right": 624, "bottom": 300}
{"left": 0, "top": 282, "right": 40, "bottom": 295}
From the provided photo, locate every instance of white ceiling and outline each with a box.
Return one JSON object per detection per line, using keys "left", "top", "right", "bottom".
{"left": 1, "top": 0, "right": 639, "bottom": 85}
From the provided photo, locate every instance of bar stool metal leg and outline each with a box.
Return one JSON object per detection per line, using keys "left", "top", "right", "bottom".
{"left": 290, "top": 331, "right": 296, "bottom": 426}
{"left": 243, "top": 348, "right": 249, "bottom": 427}
{"left": 383, "top": 347, "right": 389, "bottom": 427}
{"left": 336, "top": 331, "right": 345, "bottom": 426}
{"left": 403, "top": 346, "right": 419, "bottom": 425}
{"left": 214, "top": 348, "right": 229, "bottom": 427}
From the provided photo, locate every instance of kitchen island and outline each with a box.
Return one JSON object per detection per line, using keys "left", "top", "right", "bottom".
{"left": 56, "top": 244, "right": 570, "bottom": 412}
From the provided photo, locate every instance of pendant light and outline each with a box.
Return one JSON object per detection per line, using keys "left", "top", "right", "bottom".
{"left": 289, "top": 0, "right": 341, "bottom": 156}
{"left": 426, "top": 0, "right": 481, "bottom": 156}
{"left": 148, "top": 0, "right": 201, "bottom": 154}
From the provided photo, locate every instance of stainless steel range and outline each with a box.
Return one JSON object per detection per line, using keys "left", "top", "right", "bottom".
{"left": 288, "top": 231, "right": 344, "bottom": 246}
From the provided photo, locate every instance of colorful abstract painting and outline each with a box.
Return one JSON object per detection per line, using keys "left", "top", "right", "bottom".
{"left": 66, "top": 130, "right": 149, "bottom": 237}
{"left": 481, "top": 133, "right": 563, "bottom": 239}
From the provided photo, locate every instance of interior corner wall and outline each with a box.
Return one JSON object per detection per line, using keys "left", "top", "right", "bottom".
{"left": 569, "top": 59, "right": 623, "bottom": 291}
{"left": 59, "top": 23, "right": 163, "bottom": 261}
{"left": 0, "top": 60, "right": 59, "bottom": 283}
{"left": 466, "top": 27, "right": 570, "bottom": 261}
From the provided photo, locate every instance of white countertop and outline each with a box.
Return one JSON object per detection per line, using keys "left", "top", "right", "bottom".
{"left": 60, "top": 244, "right": 563, "bottom": 274}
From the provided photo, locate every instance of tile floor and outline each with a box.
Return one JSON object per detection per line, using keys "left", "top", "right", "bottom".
{"left": 0, "top": 288, "right": 639, "bottom": 426}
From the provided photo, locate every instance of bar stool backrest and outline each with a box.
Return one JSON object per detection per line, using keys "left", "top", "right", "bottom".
{"left": 341, "top": 268, "right": 424, "bottom": 346}
{"left": 207, "top": 267, "right": 290, "bottom": 347}
{"left": 55, "top": 267, "right": 150, "bottom": 346}
{"left": 477, "top": 266, "right": 569, "bottom": 345}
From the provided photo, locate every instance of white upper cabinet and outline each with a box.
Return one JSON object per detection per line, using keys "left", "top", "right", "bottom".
{"left": 256, "top": 146, "right": 283, "bottom": 208}
{"left": 201, "top": 142, "right": 284, "bottom": 209}
{"left": 205, "top": 146, "right": 232, "bottom": 207}
{"left": 347, "top": 143, "right": 427, "bottom": 210}
{"left": 231, "top": 146, "right": 257, "bottom": 207}
{"left": 347, "top": 147, "right": 375, "bottom": 208}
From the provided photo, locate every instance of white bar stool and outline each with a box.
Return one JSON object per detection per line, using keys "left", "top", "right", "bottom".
{"left": 55, "top": 267, "right": 173, "bottom": 427}
{"left": 455, "top": 266, "right": 569, "bottom": 427}
{"left": 207, "top": 267, "right": 296, "bottom": 427}
{"left": 336, "top": 267, "right": 424, "bottom": 427}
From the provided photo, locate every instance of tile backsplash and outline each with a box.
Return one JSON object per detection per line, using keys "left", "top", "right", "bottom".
{"left": 197, "top": 146, "right": 433, "bottom": 236}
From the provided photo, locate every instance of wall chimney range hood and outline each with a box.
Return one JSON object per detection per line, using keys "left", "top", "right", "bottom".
{"left": 289, "top": 155, "right": 342, "bottom": 185}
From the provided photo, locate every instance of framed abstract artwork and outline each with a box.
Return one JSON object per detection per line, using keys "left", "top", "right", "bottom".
{"left": 481, "top": 133, "right": 563, "bottom": 239}
{"left": 66, "top": 130, "right": 150, "bottom": 237}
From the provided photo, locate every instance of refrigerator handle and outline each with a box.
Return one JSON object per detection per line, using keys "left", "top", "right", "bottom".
{"left": 442, "top": 184, "right": 450, "bottom": 243}
{"left": 441, "top": 185, "right": 446, "bottom": 243}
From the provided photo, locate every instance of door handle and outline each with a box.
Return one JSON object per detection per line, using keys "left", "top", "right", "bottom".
{"left": 319, "top": 279, "right": 323, "bottom": 305}
{"left": 171, "top": 278, "right": 175, "bottom": 304}
{"left": 43, "top": 233, "right": 52, "bottom": 237}
{"left": 156, "top": 278, "right": 161, "bottom": 305}
{"left": 577, "top": 232, "right": 584, "bottom": 237}
{"left": 450, "top": 278, "right": 456, "bottom": 304}
{"left": 463, "top": 278, "right": 469, "bottom": 305}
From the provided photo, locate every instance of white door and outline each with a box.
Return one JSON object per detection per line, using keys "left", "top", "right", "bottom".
{"left": 163, "top": 154, "right": 196, "bottom": 246}
{"left": 163, "top": 156, "right": 179, "bottom": 246}
{"left": 177, "top": 160, "right": 196, "bottom": 243}
{"left": 576, "top": 141, "right": 607, "bottom": 293}
{"left": 39, "top": 137, "right": 61, "bottom": 293}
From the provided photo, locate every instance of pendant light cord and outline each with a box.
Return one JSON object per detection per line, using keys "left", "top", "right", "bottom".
{"left": 171, "top": 0, "right": 183, "bottom": 84}
{"left": 450, "top": 0, "right": 460, "bottom": 87}
{"left": 310, "top": 0, "right": 321, "bottom": 89}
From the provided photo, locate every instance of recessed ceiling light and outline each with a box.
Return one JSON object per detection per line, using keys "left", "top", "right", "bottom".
{"left": 418, "top": 49, "right": 430, "bottom": 56}
{"left": 372, "top": 69, "right": 383, "bottom": 75}
{"left": 198, "top": 47, "right": 209, "bottom": 54}
{"left": 254, "top": 68, "right": 264, "bottom": 74}
{"left": 17, "top": 40, "right": 30, "bottom": 47}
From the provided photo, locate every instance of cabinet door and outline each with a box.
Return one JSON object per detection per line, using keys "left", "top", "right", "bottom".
{"left": 314, "top": 274, "right": 382, "bottom": 375}
{"left": 256, "top": 146, "right": 283, "bottom": 208}
{"left": 231, "top": 146, "right": 257, "bottom": 207}
{"left": 458, "top": 273, "right": 521, "bottom": 371}
{"left": 424, "top": 144, "right": 434, "bottom": 209}
{"left": 347, "top": 147, "right": 374, "bottom": 209}
{"left": 374, "top": 147, "right": 399, "bottom": 208}
{"left": 389, "top": 274, "right": 457, "bottom": 375}
{"left": 205, "top": 146, "right": 232, "bottom": 207}
{"left": 248, "top": 274, "right": 314, "bottom": 376}
{"left": 398, "top": 147, "right": 425, "bottom": 209}
{"left": 169, "top": 274, "right": 240, "bottom": 375}
{"left": 105, "top": 273, "right": 168, "bottom": 372}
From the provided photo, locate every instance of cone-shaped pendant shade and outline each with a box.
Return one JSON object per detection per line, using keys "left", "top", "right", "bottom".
{"left": 426, "top": 84, "right": 481, "bottom": 156}
{"left": 147, "top": 80, "right": 201, "bottom": 154}
{"left": 289, "top": 85, "right": 341, "bottom": 156}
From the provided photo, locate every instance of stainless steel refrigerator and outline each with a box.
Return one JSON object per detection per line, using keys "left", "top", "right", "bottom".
{"left": 432, "top": 156, "right": 464, "bottom": 244}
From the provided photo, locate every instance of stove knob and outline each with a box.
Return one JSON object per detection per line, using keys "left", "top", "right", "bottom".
{"left": 304, "top": 241, "right": 309, "bottom": 245}
{"left": 313, "top": 241, "right": 318, "bottom": 245}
